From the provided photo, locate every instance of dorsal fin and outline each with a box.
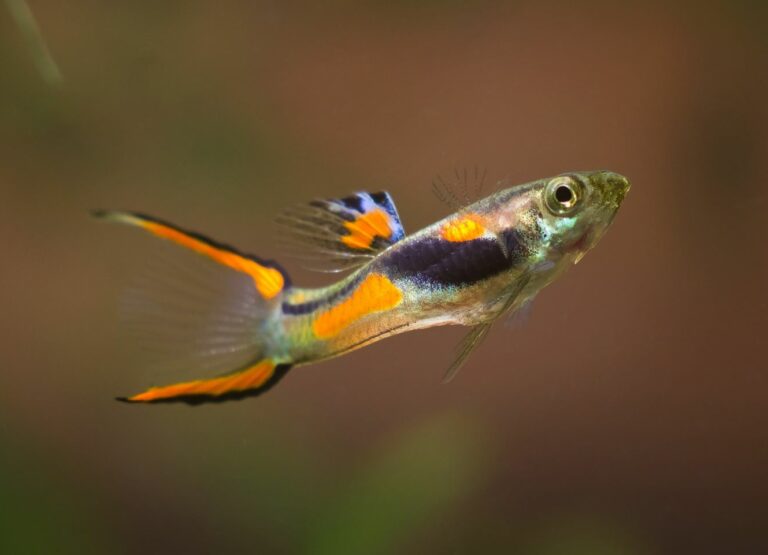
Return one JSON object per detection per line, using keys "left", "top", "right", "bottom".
{"left": 431, "top": 166, "right": 488, "bottom": 211}
{"left": 276, "top": 191, "right": 406, "bottom": 273}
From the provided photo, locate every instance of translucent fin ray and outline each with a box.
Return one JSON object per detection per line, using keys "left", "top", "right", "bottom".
{"left": 442, "top": 272, "right": 531, "bottom": 383}
{"left": 432, "top": 166, "right": 488, "bottom": 211}
{"left": 93, "top": 210, "right": 289, "bottom": 299}
{"left": 276, "top": 191, "right": 406, "bottom": 272}
{"left": 119, "top": 242, "right": 269, "bottom": 385}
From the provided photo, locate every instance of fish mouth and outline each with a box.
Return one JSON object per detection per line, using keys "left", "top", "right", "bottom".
{"left": 598, "top": 171, "right": 631, "bottom": 207}
{"left": 594, "top": 172, "right": 629, "bottom": 239}
{"left": 572, "top": 171, "right": 630, "bottom": 255}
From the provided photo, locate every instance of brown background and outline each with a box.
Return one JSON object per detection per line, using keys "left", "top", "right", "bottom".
{"left": 1, "top": 1, "right": 767, "bottom": 554}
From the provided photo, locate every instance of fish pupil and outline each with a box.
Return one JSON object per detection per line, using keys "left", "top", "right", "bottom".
{"left": 555, "top": 185, "right": 573, "bottom": 204}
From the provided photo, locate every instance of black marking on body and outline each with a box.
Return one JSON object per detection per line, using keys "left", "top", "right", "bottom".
{"left": 115, "top": 364, "right": 293, "bottom": 405}
{"left": 385, "top": 234, "right": 530, "bottom": 287}
{"left": 282, "top": 273, "right": 366, "bottom": 316}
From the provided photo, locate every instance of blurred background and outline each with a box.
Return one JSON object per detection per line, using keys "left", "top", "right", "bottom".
{"left": 1, "top": 1, "right": 767, "bottom": 553}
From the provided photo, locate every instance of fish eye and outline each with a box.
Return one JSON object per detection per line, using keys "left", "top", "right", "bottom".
{"left": 545, "top": 177, "right": 582, "bottom": 215}
{"left": 555, "top": 184, "right": 573, "bottom": 203}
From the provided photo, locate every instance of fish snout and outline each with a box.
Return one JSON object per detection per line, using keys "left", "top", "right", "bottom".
{"left": 595, "top": 171, "right": 630, "bottom": 207}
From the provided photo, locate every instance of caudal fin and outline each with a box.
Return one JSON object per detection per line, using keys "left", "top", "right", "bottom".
{"left": 96, "top": 210, "right": 293, "bottom": 405}
{"left": 93, "top": 210, "right": 290, "bottom": 299}
{"left": 117, "top": 360, "right": 292, "bottom": 405}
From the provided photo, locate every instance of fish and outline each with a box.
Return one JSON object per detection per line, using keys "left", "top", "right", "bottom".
{"left": 95, "top": 170, "right": 630, "bottom": 404}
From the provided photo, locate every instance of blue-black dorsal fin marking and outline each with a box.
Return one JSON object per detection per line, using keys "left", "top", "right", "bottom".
{"left": 431, "top": 166, "right": 488, "bottom": 212}
{"left": 276, "top": 191, "right": 406, "bottom": 273}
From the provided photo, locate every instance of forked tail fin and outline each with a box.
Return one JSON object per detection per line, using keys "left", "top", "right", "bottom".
{"left": 95, "top": 210, "right": 294, "bottom": 405}
{"left": 93, "top": 211, "right": 289, "bottom": 299}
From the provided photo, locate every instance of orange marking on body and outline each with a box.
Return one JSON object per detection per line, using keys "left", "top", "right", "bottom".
{"left": 441, "top": 214, "right": 486, "bottom": 242}
{"left": 313, "top": 273, "right": 403, "bottom": 339}
{"left": 341, "top": 209, "right": 392, "bottom": 250}
{"left": 125, "top": 360, "right": 276, "bottom": 402}
{"left": 139, "top": 220, "right": 284, "bottom": 299}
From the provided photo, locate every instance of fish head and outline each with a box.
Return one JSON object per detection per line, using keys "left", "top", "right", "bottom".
{"left": 534, "top": 170, "right": 630, "bottom": 264}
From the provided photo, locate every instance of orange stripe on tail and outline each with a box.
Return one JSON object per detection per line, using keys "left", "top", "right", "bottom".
{"left": 93, "top": 211, "right": 287, "bottom": 299}
{"left": 117, "top": 360, "right": 292, "bottom": 405}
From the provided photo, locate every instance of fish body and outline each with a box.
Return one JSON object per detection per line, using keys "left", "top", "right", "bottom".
{"left": 97, "top": 170, "right": 629, "bottom": 404}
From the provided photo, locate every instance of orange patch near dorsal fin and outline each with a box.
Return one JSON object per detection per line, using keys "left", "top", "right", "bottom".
{"left": 441, "top": 214, "right": 486, "bottom": 242}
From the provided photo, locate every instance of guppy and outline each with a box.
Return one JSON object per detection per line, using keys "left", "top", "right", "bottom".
{"left": 97, "top": 170, "right": 629, "bottom": 404}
